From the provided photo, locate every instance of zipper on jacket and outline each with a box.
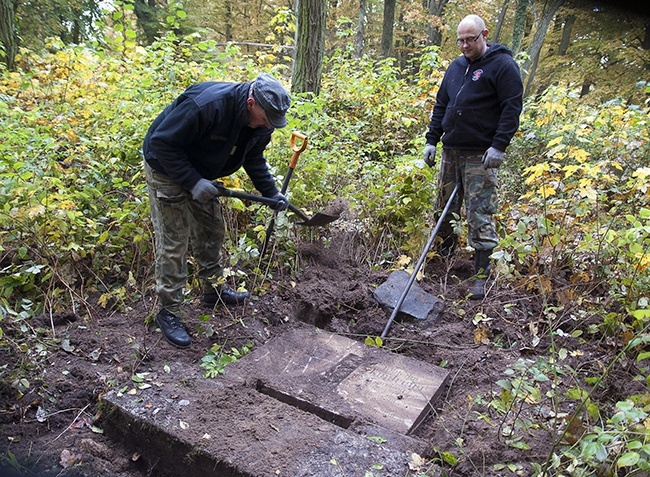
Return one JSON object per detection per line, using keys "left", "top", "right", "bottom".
{"left": 453, "top": 63, "right": 472, "bottom": 111}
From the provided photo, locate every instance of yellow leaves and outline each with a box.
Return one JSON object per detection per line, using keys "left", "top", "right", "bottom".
{"left": 395, "top": 255, "right": 411, "bottom": 268}
{"left": 536, "top": 184, "right": 557, "bottom": 198}
{"left": 520, "top": 274, "right": 553, "bottom": 295}
{"left": 570, "top": 271, "right": 591, "bottom": 284}
{"left": 555, "top": 288, "right": 578, "bottom": 306}
{"left": 408, "top": 453, "right": 427, "bottom": 472}
{"left": 633, "top": 167, "right": 650, "bottom": 180}
{"left": 629, "top": 242, "right": 650, "bottom": 271}
{"left": 546, "top": 136, "right": 564, "bottom": 148}
{"left": 630, "top": 167, "right": 650, "bottom": 195}
{"left": 535, "top": 99, "right": 567, "bottom": 125}
{"left": 474, "top": 325, "right": 492, "bottom": 345}
{"left": 58, "top": 200, "right": 78, "bottom": 211}
{"left": 473, "top": 313, "right": 493, "bottom": 344}
{"left": 570, "top": 147, "right": 591, "bottom": 164}
{"left": 65, "top": 129, "right": 79, "bottom": 143}
{"left": 524, "top": 162, "right": 550, "bottom": 185}
{"left": 578, "top": 185, "right": 598, "bottom": 202}
{"left": 26, "top": 204, "right": 46, "bottom": 218}
{"left": 610, "top": 160, "right": 624, "bottom": 172}
{"left": 563, "top": 164, "right": 581, "bottom": 177}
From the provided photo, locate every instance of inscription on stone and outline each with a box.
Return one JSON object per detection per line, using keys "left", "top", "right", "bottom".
{"left": 229, "top": 329, "right": 448, "bottom": 435}
{"left": 337, "top": 357, "right": 445, "bottom": 434}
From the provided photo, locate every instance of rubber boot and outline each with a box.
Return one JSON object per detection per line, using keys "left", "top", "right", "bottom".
{"left": 439, "top": 234, "right": 458, "bottom": 258}
{"left": 469, "top": 249, "right": 492, "bottom": 300}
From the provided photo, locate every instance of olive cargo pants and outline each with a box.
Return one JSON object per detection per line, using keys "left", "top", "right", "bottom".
{"left": 144, "top": 160, "right": 224, "bottom": 313}
{"left": 437, "top": 149, "right": 499, "bottom": 251}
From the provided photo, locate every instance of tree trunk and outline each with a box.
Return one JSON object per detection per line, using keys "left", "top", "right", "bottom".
{"left": 493, "top": 0, "right": 510, "bottom": 44}
{"left": 380, "top": 0, "right": 396, "bottom": 58}
{"left": 641, "top": 22, "right": 650, "bottom": 50}
{"left": 0, "top": 0, "right": 18, "bottom": 70}
{"left": 224, "top": 0, "right": 232, "bottom": 42}
{"left": 354, "top": 0, "right": 366, "bottom": 58}
{"left": 133, "top": 0, "right": 160, "bottom": 44}
{"left": 558, "top": 13, "right": 575, "bottom": 55}
{"left": 511, "top": 0, "right": 528, "bottom": 56}
{"left": 292, "top": 0, "right": 325, "bottom": 95}
{"left": 427, "top": 0, "right": 449, "bottom": 46}
{"left": 522, "top": 0, "right": 566, "bottom": 96}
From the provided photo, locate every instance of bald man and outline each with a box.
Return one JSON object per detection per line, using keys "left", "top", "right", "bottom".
{"left": 423, "top": 14, "right": 523, "bottom": 299}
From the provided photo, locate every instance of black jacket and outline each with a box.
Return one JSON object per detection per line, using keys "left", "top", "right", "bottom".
{"left": 143, "top": 81, "right": 278, "bottom": 197}
{"left": 425, "top": 43, "right": 523, "bottom": 152}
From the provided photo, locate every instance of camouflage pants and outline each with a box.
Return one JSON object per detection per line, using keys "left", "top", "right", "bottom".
{"left": 437, "top": 149, "right": 499, "bottom": 251}
{"left": 144, "top": 160, "right": 224, "bottom": 313}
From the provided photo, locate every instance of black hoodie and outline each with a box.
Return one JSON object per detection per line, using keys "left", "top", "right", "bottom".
{"left": 143, "top": 81, "right": 278, "bottom": 197}
{"left": 425, "top": 43, "right": 523, "bottom": 152}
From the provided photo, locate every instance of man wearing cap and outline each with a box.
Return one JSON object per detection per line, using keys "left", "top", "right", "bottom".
{"left": 142, "top": 73, "right": 291, "bottom": 348}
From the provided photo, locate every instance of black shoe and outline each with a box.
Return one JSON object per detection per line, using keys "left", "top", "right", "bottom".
{"left": 155, "top": 309, "right": 191, "bottom": 348}
{"left": 203, "top": 285, "right": 250, "bottom": 306}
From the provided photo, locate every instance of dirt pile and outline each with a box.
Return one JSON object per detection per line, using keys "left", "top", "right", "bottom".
{"left": 0, "top": 231, "right": 626, "bottom": 476}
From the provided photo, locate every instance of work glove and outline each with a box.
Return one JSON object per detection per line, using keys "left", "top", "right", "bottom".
{"left": 482, "top": 147, "right": 505, "bottom": 169}
{"left": 190, "top": 178, "right": 220, "bottom": 203}
{"left": 423, "top": 144, "right": 437, "bottom": 167}
{"left": 271, "top": 192, "right": 289, "bottom": 211}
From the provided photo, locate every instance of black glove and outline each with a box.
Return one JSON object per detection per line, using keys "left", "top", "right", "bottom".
{"left": 271, "top": 192, "right": 289, "bottom": 211}
{"left": 423, "top": 144, "right": 437, "bottom": 167}
{"left": 190, "top": 179, "right": 220, "bottom": 203}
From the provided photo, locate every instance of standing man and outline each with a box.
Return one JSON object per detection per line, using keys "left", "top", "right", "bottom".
{"left": 143, "top": 73, "right": 291, "bottom": 348}
{"left": 423, "top": 14, "right": 523, "bottom": 299}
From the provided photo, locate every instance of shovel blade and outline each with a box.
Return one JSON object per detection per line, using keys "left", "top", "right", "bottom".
{"left": 297, "top": 212, "right": 339, "bottom": 227}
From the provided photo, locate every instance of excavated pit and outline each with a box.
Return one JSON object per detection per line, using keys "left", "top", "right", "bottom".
{"left": 101, "top": 326, "right": 449, "bottom": 476}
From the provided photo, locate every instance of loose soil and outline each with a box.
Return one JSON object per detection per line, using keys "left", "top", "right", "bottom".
{"left": 0, "top": 231, "right": 636, "bottom": 476}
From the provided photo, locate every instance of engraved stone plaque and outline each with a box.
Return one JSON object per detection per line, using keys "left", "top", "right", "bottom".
{"left": 226, "top": 327, "right": 449, "bottom": 435}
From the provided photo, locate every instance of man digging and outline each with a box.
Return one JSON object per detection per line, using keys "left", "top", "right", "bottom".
{"left": 143, "top": 73, "right": 291, "bottom": 348}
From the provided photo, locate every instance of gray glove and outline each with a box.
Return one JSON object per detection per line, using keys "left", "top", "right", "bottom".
{"left": 423, "top": 144, "right": 437, "bottom": 167}
{"left": 190, "top": 179, "right": 220, "bottom": 203}
{"left": 271, "top": 192, "right": 289, "bottom": 211}
{"left": 482, "top": 147, "right": 505, "bottom": 169}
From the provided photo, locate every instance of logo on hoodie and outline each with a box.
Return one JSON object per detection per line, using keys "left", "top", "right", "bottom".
{"left": 472, "top": 69, "right": 484, "bottom": 81}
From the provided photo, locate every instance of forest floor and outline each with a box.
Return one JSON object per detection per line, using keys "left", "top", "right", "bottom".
{"left": 0, "top": 231, "right": 635, "bottom": 476}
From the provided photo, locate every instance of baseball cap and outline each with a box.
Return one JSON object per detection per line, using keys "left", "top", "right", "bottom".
{"left": 251, "top": 73, "right": 291, "bottom": 129}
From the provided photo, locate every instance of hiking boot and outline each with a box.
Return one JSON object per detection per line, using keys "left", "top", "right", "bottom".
{"left": 155, "top": 309, "right": 191, "bottom": 348}
{"left": 469, "top": 249, "right": 492, "bottom": 300}
{"left": 203, "top": 285, "right": 250, "bottom": 306}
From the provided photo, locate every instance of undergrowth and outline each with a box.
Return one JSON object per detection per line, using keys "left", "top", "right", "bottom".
{"left": 1, "top": 24, "right": 649, "bottom": 476}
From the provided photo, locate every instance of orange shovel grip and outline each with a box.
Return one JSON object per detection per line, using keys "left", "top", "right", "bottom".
{"left": 289, "top": 131, "right": 308, "bottom": 168}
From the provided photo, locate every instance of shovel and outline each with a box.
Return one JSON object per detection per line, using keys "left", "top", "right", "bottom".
{"left": 261, "top": 131, "right": 308, "bottom": 255}
{"left": 214, "top": 184, "right": 339, "bottom": 227}
{"left": 380, "top": 182, "right": 460, "bottom": 339}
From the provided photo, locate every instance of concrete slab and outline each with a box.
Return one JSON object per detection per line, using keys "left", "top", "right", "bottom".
{"left": 101, "top": 373, "right": 424, "bottom": 477}
{"left": 225, "top": 327, "right": 449, "bottom": 435}
{"left": 100, "top": 327, "right": 449, "bottom": 476}
{"left": 372, "top": 270, "right": 445, "bottom": 321}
